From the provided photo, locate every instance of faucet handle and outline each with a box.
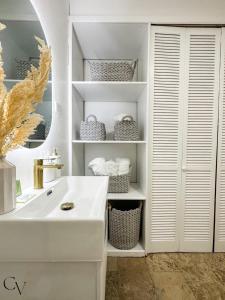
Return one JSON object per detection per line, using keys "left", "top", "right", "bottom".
{"left": 34, "top": 159, "right": 43, "bottom": 166}
{"left": 42, "top": 164, "right": 64, "bottom": 170}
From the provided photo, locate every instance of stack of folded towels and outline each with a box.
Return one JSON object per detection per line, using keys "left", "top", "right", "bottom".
{"left": 89, "top": 158, "right": 130, "bottom": 176}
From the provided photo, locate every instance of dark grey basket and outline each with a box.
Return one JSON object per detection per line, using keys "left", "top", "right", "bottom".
{"left": 114, "top": 115, "right": 139, "bottom": 141}
{"left": 29, "top": 123, "right": 45, "bottom": 140}
{"left": 109, "top": 201, "right": 142, "bottom": 250}
{"left": 108, "top": 175, "right": 129, "bottom": 193}
{"left": 15, "top": 57, "right": 52, "bottom": 80}
{"left": 88, "top": 60, "right": 137, "bottom": 81}
{"left": 80, "top": 115, "right": 106, "bottom": 141}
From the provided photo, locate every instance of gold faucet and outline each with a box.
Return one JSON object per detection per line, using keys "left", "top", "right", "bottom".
{"left": 34, "top": 159, "right": 64, "bottom": 189}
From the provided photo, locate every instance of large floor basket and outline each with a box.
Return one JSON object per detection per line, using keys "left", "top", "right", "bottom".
{"left": 109, "top": 200, "right": 142, "bottom": 250}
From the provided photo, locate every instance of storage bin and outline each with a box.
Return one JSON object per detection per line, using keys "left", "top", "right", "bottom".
{"left": 87, "top": 59, "right": 137, "bottom": 81}
{"left": 29, "top": 123, "right": 46, "bottom": 140}
{"left": 80, "top": 114, "right": 106, "bottom": 141}
{"left": 114, "top": 115, "right": 139, "bottom": 141}
{"left": 15, "top": 57, "right": 39, "bottom": 79}
{"left": 108, "top": 174, "right": 130, "bottom": 193}
{"left": 109, "top": 200, "right": 142, "bottom": 250}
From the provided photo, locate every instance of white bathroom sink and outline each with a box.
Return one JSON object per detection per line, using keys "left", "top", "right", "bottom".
{"left": 0, "top": 176, "right": 108, "bottom": 262}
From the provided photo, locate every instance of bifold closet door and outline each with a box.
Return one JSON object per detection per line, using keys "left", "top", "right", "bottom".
{"left": 149, "top": 27, "right": 184, "bottom": 252}
{"left": 180, "top": 28, "right": 220, "bottom": 252}
{"left": 215, "top": 28, "right": 225, "bottom": 252}
{"left": 149, "top": 26, "right": 220, "bottom": 252}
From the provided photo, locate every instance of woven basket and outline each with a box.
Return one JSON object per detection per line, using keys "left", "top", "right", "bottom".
{"left": 114, "top": 115, "right": 139, "bottom": 141}
{"left": 15, "top": 59, "right": 32, "bottom": 79}
{"left": 29, "top": 123, "right": 46, "bottom": 140}
{"left": 88, "top": 60, "right": 137, "bottom": 81}
{"left": 108, "top": 175, "right": 129, "bottom": 193}
{"left": 80, "top": 115, "right": 106, "bottom": 141}
{"left": 109, "top": 200, "right": 142, "bottom": 250}
{"left": 15, "top": 57, "right": 52, "bottom": 80}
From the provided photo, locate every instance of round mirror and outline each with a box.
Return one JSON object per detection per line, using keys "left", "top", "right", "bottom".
{"left": 0, "top": 0, "right": 52, "bottom": 148}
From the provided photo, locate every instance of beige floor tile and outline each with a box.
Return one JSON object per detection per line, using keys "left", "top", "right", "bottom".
{"left": 147, "top": 253, "right": 180, "bottom": 272}
{"left": 105, "top": 271, "right": 119, "bottom": 300}
{"left": 107, "top": 257, "right": 118, "bottom": 272}
{"left": 106, "top": 253, "right": 225, "bottom": 300}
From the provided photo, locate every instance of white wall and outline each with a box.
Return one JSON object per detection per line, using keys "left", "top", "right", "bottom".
{"left": 70, "top": 0, "right": 225, "bottom": 23}
{"left": 0, "top": 0, "right": 37, "bottom": 20}
{"left": 7, "top": 0, "right": 69, "bottom": 189}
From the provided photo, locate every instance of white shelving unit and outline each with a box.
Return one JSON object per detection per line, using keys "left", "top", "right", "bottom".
{"left": 69, "top": 18, "right": 150, "bottom": 257}
{"left": 72, "top": 81, "right": 147, "bottom": 102}
{"left": 107, "top": 184, "right": 146, "bottom": 200}
{"left": 107, "top": 241, "right": 145, "bottom": 257}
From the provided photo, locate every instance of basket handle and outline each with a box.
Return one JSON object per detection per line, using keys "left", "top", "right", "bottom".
{"left": 108, "top": 202, "right": 112, "bottom": 211}
{"left": 86, "top": 114, "right": 98, "bottom": 122}
{"left": 121, "top": 115, "right": 134, "bottom": 122}
{"left": 131, "top": 60, "right": 137, "bottom": 71}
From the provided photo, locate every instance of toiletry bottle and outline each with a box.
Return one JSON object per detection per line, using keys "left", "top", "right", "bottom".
{"left": 43, "top": 150, "right": 57, "bottom": 183}
{"left": 52, "top": 148, "right": 62, "bottom": 178}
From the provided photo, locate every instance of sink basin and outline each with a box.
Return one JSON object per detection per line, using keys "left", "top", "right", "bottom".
{"left": 0, "top": 176, "right": 108, "bottom": 262}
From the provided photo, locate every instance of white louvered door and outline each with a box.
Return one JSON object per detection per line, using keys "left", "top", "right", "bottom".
{"left": 149, "top": 26, "right": 220, "bottom": 252}
{"left": 180, "top": 29, "right": 220, "bottom": 252}
{"left": 215, "top": 28, "right": 225, "bottom": 252}
{"left": 149, "top": 27, "right": 184, "bottom": 251}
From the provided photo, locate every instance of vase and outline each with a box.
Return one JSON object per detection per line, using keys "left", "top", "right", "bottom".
{"left": 0, "top": 156, "right": 16, "bottom": 214}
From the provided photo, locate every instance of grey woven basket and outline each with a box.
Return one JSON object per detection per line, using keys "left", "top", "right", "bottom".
{"left": 80, "top": 115, "right": 106, "bottom": 141}
{"left": 29, "top": 123, "right": 46, "bottom": 140}
{"left": 88, "top": 60, "right": 137, "bottom": 81}
{"left": 109, "top": 201, "right": 142, "bottom": 250}
{"left": 114, "top": 115, "right": 139, "bottom": 141}
{"left": 15, "top": 59, "right": 32, "bottom": 79}
{"left": 15, "top": 57, "right": 52, "bottom": 80}
{"left": 108, "top": 175, "right": 129, "bottom": 193}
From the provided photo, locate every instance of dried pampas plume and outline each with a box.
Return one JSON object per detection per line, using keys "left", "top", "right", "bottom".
{"left": 0, "top": 23, "right": 51, "bottom": 156}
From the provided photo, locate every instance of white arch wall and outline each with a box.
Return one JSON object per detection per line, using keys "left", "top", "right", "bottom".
{"left": 7, "top": 0, "right": 69, "bottom": 189}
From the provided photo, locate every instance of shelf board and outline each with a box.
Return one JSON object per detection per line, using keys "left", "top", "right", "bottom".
{"left": 26, "top": 139, "right": 45, "bottom": 143}
{"left": 72, "top": 140, "right": 146, "bottom": 144}
{"left": 107, "top": 241, "right": 145, "bottom": 257}
{"left": 72, "top": 81, "right": 147, "bottom": 102}
{"left": 107, "top": 183, "right": 146, "bottom": 200}
{"left": 5, "top": 79, "right": 52, "bottom": 84}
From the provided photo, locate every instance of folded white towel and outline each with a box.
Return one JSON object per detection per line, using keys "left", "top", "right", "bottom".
{"left": 105, "top": 160, "right": 118, "bottom": 176}
{"left": 89, "top": 158, "right": 130, "bottom": 176}
{"left": 88, "top": 158, "right": 107, "bottom": 176}
{"left": 116, "top": 158, "right": 130, "bottom": 175}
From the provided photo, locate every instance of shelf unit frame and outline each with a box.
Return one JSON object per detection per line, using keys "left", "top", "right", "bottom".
{"left": 68, "top": 17, "right": 151, "bottom": 257}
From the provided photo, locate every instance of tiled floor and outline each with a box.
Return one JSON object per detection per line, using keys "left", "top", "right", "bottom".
{"left": 106, "top": 253, "right": 225, "bottom": 300}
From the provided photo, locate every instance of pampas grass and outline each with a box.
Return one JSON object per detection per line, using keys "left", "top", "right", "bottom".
{"left": 0, "top": 24, "right": 51, "bottom": 156}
